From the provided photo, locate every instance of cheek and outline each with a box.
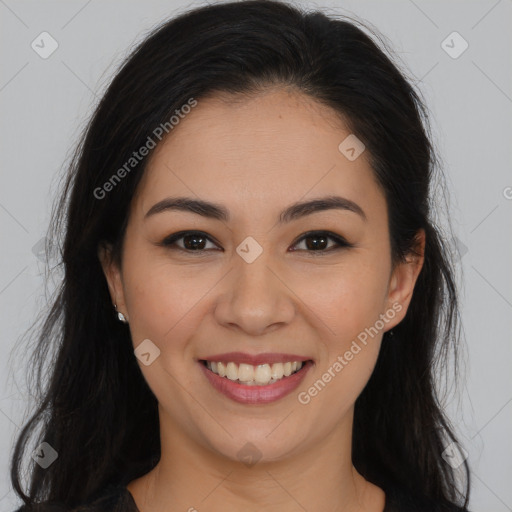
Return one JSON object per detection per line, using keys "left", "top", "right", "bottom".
{"left": 300, "top": 261, "right": 390, "bottom": 339}
{"left": 120, "top": 249, "right": 207, "bottom": 353}
{"left": 300, "top": 258, "right": 389, "bottom": 400}
{"left": 307, "top": 341, "right": 381, "bottom": 419}
{"left": 300, "top": 270, "right": 387, "bottom": 416}
{"left": 121, "top": 260, "right": 211, "bottom": 404}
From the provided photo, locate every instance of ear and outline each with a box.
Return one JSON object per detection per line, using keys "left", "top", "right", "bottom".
{"left": 384, "top": 229, "right": 425, "bottom": 330}
{"left": 98, "top": 242, "right": 129, "bottom": 322}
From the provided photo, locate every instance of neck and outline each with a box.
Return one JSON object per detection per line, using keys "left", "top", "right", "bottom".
{"left": 127, "top": 408, "right": 385, "bottom": 512}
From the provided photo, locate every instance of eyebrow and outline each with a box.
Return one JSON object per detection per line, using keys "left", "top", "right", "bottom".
{"left": 144, "top": 195, "right": 367, "bottom": 223}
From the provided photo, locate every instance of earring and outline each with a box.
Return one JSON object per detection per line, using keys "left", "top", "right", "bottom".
{"left": 388, "top": 329, "right": 394, "bottom": 337}
{"left": 114, "top": 303, "right": 128, "bottom": 323}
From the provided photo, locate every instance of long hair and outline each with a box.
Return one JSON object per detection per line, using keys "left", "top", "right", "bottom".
{"left": 10, "top": 0, "right": 470, "bottom": 509}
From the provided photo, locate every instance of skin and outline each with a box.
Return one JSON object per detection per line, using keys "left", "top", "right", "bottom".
{"left": 99, "top": 87, "right": 425, "bottom": 512}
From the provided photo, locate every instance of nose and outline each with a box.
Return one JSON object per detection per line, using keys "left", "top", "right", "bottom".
{"left": 214, "top": 248, "right": 296, "bottom": 336}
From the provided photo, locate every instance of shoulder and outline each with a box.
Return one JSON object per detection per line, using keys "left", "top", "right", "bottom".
{"left": 13, "top": 485, "right": 138, "bottom": 512}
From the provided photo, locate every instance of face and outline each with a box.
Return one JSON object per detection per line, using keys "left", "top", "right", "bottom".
{"left": 100, "top": 87, "right": 424, "bottom": 465}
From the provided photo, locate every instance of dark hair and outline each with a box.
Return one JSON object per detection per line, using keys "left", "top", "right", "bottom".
{"left": 10, "top": 0, "right": 470, "bottom": 509}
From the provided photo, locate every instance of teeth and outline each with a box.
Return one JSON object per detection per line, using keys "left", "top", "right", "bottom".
{"left": 205, "top": 360, "right": 305, "bottom": 385}
{"left": 254, "top": 364, "right": 272, "bottom": 384}
{"left": 217, "top": 362, "right": 226, "bottom": 377}
{"left": 226, "top": 362, "right": 238, "bottom": 381}
{"left": 270, "top": 363, "right": 284, "bottom": 380}
{"left": 238, "top": 363, "right": 255, "bottom": 382}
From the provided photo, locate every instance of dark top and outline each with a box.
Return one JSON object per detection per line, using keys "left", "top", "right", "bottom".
{"left": 14, "top": 483, "right": 471, "bottom": 511}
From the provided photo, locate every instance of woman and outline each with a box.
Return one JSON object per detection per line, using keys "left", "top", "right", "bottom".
{"left": 10, "top": 1, "right": 471, "bottom": 511}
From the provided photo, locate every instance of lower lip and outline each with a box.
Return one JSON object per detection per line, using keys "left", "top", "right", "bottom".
{"left": 199, "top": 360, "right": 313, "bottom": 404}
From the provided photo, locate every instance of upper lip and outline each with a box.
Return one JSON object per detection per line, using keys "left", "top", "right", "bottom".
{"left": 199, "top": 352, "right": 312, "bottom": 366}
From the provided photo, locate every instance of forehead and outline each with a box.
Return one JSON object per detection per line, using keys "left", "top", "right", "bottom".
{"left": 132, "top": 88, "right": 386, "bottom": 222}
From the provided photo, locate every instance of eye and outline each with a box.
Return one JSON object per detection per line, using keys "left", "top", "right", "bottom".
{"left": 290, "top": 231, "right": 352, "bottom": 254}
{"left": 160, "top": 231, "right": 220, "bottom": 252}
{"left": 159, "top": 230, "right": 352, "bottom": 255}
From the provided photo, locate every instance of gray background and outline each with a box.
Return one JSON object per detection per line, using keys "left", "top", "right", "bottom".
{"left": 1, "top": 0, "right": 511, "bottom": 510}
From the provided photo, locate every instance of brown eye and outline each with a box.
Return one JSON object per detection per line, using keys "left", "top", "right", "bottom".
{"left": 291, "top": 231, "right": 352, "bottom": 253}
{"left": 160, "top": 230, "right": 352, "bottom": 255}
{"left": 161, "top": 231, "right": 219, "bottom": 252}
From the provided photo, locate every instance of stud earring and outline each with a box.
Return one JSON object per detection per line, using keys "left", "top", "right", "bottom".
{"left": 114, "top": 303, "right": 128, "bottom": 323}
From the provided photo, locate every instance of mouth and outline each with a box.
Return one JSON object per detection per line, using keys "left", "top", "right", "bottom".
{"left": 199, "top": 359, "right": 308, "bottom": 386}
{"left": 198, "top": 356, "right": 314, "bottom": 404}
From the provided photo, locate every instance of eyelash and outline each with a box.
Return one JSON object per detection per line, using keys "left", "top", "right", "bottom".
{"left": 159, "top": 230, "right": 353, "bottom": 255}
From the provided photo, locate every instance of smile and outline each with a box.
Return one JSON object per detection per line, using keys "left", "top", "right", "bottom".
{"left": 203, "top": 360, "right": 304, "bottom": 386}
{"left": 198, "top": 358, "right": 314, "bottom": 404}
